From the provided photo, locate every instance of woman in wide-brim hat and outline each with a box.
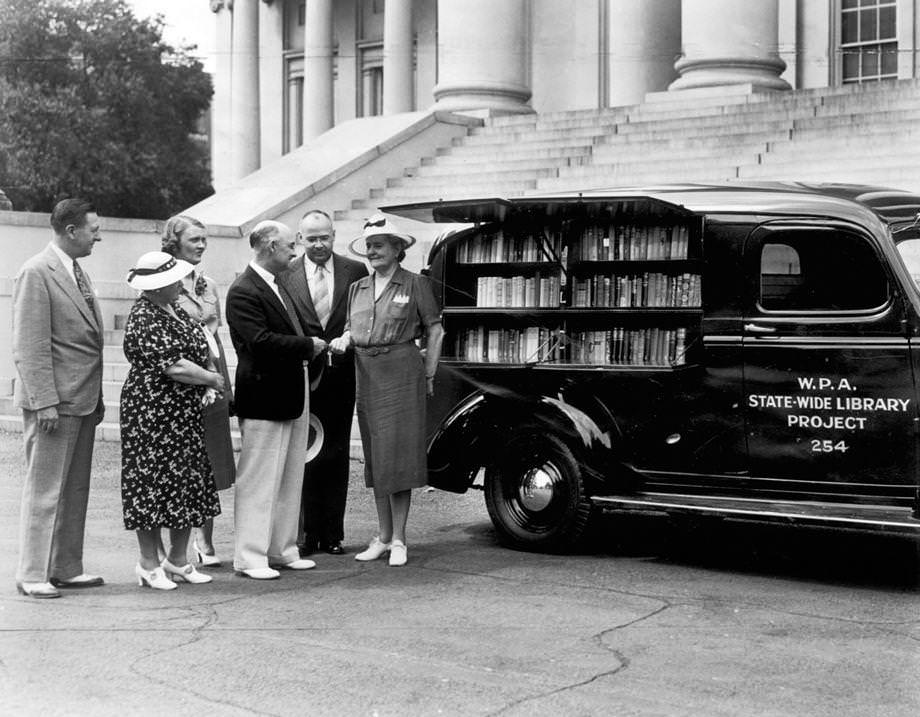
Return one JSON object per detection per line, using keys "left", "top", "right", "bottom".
{"left": 331, "top": 214, "right": 444, "bottom": 567}
{"left": 120, "top": 251, "right": 225, "bottom": 590}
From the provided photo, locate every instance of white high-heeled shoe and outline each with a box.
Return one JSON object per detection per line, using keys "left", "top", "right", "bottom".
{"left": 135, "top": 564, "right": 177, "bottom": 591}
{"left": 193, "top": 539, "right": 221, "bottom": 567}
{"left": 161, "top": 559, "right": 213, "bottom": 584}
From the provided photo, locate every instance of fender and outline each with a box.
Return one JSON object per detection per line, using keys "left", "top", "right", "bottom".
{"left": 426, "top": 388, "right": 636, "bottom": 494}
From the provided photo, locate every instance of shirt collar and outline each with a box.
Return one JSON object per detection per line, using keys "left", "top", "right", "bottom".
{"left": 50, "top": 242, "right": 74, "bottom": 271}
{"left": 249, "top": 260, "right": 278, "bottom": 288}
{"left": 305, "top": 256, "right": 330, "bottom": 274}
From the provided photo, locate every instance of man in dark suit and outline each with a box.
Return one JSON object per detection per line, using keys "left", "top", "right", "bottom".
{"left": 226, "top": 220, "right": 327, "bottom": 579}
{"left": 12, "top": 198, "right": 106, "bottom": 598}
{"left": 280, "top": 209, "right": 368, "bottom": 556}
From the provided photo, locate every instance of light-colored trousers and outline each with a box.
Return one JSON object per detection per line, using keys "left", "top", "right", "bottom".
{"left": 233, "top": 373, "right": 309, "bottom": 570}
{"left": 17, "top": 411, "right": 97, "bottom": 583}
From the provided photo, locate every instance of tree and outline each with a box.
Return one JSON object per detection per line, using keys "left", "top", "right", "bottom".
{"left": 0, "top": 0, "right": 213, "bottom": 218}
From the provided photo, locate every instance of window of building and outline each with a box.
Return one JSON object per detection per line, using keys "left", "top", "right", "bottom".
{"left": 840, "top": 0, "right": 897, "bottom": 83}
{"left": 759, "top": 231, "right": 888, "bottom": 311}
{"left": 358, "top": 43, "right": 383, "bottom": 117}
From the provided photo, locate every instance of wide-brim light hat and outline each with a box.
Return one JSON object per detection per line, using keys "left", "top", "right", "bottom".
{"left": 349, "top": 213, "right": 416, "bottom": 257}
{"left": 127, "top": 251, "right": 194, "bottom": 290}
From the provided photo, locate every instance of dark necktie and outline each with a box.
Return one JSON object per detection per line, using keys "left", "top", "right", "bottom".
{"left": 313, "top": 264, "right": 331, "bottom": 329}
{"left": 72, "top": 261, "right": 95, "bottom": 312}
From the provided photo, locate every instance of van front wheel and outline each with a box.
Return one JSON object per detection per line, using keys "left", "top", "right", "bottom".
{"left": 484, "top": 431, "right": 592, "bottom": 552}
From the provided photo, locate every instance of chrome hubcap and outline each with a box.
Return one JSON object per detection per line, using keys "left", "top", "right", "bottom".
{"left": 518, "top": 464, "right": 559, "bottom": 511}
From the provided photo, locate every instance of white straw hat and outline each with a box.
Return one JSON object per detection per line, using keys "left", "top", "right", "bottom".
{"left": 126, "top": 251, "right": 194, "bottom": 290}
{"left": 349, "top": 213, "right": 416, "bottom": 257}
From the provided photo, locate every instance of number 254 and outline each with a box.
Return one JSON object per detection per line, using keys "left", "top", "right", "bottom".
{"left": 811, "top": 439, "right": 849, "bottom": 453}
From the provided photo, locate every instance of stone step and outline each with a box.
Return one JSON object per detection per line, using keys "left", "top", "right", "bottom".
{"left": 765, "top": 128, "right": 920, "bottom": 156}
{"left": 614, "top": 115, "right": 796, "bottom": 136}
{"left": 736, "top": 164, "right": 920, "bottom": 191}
{"left": 591, "top": 140, "right": 769, "bottom": 164}
{"left": 554, "top": 152, "right": 757, "bottom": 180}
{"left": 753, "top": 149, "right": 920, "bottom": 172}
{"left": 363, "top": 180, "right": 539, "bottom": 205}
{"left": 454, "top": 125, "right": 614, "bottom": 146}
{"left": 533, "top": 168, "right": 739, "bottom": 193}
{"left": 436, "top": 142, "right": 597, "bottom": 159}
{"left": 387, "top": 168, "right": 559, "bottom": 189}
{"left": 414, "top": 154, "right": 591, "bottom": 175}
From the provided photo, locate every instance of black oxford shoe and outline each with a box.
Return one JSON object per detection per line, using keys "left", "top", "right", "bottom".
{"left": 321, "top": 542, "right": 345, "bottom": 555}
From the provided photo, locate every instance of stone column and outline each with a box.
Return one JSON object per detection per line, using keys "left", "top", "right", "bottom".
{"left": 669, "top": 0, "right": 791, "bottom": 91}
{"left": 433, "top": 0, "right": 533, "bottom": 114}
{"left": 302, "top": 0, "right": 335, "bottom": 142}
{"left": 259, "top": 0, "right": 284, "bottom": 163}
{"left": 383, "top": 0, "right": 414, "bottom": 114}
{"left": 230, "top": 0, "right": 261, "bottom": 180}
{"left": 608, "top": 0, "right": 681, "bottom": 106}
{"left": 210, "top": 0, "right": 234, "bottom": 190}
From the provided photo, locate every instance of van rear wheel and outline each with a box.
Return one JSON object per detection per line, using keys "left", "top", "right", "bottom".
{"left": 484, "top": 431, "right": 592, "bottom": 552}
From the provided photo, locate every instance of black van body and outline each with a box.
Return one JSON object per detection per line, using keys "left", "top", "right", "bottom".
{"left": 384, "top": 183, "right": 920, "bottom": 551}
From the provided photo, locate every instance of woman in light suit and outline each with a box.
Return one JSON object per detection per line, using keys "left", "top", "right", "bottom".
{"left": 162, "top": 215, "right": 236, "bottom": 566}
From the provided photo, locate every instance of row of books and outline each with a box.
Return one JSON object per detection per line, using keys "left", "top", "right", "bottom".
{"left": 476, "top": 274, "right": 562, "bottom": 307}
{"left": 569, "top": 327, "right": 689, "bottom": 366}
{"left": 450, "top": 325, "right": 690, "bottom": 366}
{"left": 455, "top": 231, "right": 562, "bottom": 264}
{"left": 570, "top": 273, "right": 701, "bottom": 308}
{"left": 571, "top": 223, "right": 691, "bottom": 262}
{"left": 454, "top": 224, "right": 693, "bottom": 264}
{"left": 454, "top": 326, "right": 562, "bottom": 363}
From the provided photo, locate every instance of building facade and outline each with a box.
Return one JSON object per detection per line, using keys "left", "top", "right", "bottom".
{"left": 210, "top": 0, "right": 920, "bottom": 190}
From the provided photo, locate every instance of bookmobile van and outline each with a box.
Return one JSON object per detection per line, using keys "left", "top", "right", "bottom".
{"left": 383, "top": 182, "right": 920, "bottom": 552}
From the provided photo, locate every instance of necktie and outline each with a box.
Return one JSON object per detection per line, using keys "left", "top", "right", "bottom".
{"left": 72, "top": 261, "right": 95, "bottom": 312}
{"left": 313, "top": 264, "right": 331, "bottom": 329}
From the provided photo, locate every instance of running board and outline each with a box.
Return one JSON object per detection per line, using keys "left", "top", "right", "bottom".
{"left": 591, "top": 493, "right": 920, "bottom": 535}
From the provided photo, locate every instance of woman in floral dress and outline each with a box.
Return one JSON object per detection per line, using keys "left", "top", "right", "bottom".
{"left": 121, "top": 251, "right": 225, "bottom": 590}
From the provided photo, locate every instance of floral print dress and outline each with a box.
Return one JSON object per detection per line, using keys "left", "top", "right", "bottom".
{"left": 120, "top": 296, "right": 220, "bottom": 530}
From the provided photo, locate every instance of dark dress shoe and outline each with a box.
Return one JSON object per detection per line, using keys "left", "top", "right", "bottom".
{"left": 50, "top": 574, "right": 105, "bottom": 589}
{"left": 298, "top": 541, "right": 317, "bottom": 557}
{"left": 321, "top": 542, "right": 345, "bottom": 555}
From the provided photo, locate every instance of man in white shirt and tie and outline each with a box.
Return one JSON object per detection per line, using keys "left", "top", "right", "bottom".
{"left": 226, "top": 220, "right": 327, "bottom": 578}
{"left": 279, "top": 210, "right": 368, "bottom": 556}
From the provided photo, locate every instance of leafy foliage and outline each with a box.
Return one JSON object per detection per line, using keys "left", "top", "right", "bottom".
{"left": 0, "top": 0, "right": 214, "bottom": 218}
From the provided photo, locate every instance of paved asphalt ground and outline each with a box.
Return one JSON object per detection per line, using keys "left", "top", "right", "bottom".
{"left": 1, "top": 429, "right": 919, "bottom": 716}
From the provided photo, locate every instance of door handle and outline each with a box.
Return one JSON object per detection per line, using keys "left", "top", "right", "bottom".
{"left": 744, "top": 323, "right": 777, "bottom": 334}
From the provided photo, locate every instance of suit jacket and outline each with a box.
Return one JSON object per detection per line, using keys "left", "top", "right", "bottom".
{"left": 12, "top": 244, "right": 103, "bottom": 416}
{"left": 279, "top": 253, "right": 368, "bottom": 368}
{"left": 226, "top": 265, "right": 320, "bottom": 421}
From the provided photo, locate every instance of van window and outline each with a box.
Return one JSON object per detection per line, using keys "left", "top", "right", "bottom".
{"left": 895, "top": 237, "right": 920, "bottom": 289}
{"left": 759, "top": 231, "right": 888, "bottom": 311}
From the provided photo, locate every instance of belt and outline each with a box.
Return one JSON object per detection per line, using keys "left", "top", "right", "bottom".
{"left": 355, "top": 341, "right": 415, "bottom": 357}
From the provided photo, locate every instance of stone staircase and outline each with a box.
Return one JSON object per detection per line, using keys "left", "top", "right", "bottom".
{"left": 334, "top": 78, "right": 920, "bottom": 227}
{"left": 4, "top": 79, "right": 920, "bottom": 442}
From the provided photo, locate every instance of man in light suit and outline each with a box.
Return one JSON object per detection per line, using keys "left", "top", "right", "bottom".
{"left": 279, "top": 209, "right": 368, "bottom": 556}
{"left": 226, "top": 220, "right": 327, "bottom": 579}
{"left": 13, "top": 198, "right": 106, "bottom": 598}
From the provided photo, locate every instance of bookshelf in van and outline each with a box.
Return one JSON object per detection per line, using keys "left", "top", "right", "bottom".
{"left": 440, "top": 207, "right": 702, "bottom": 368}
